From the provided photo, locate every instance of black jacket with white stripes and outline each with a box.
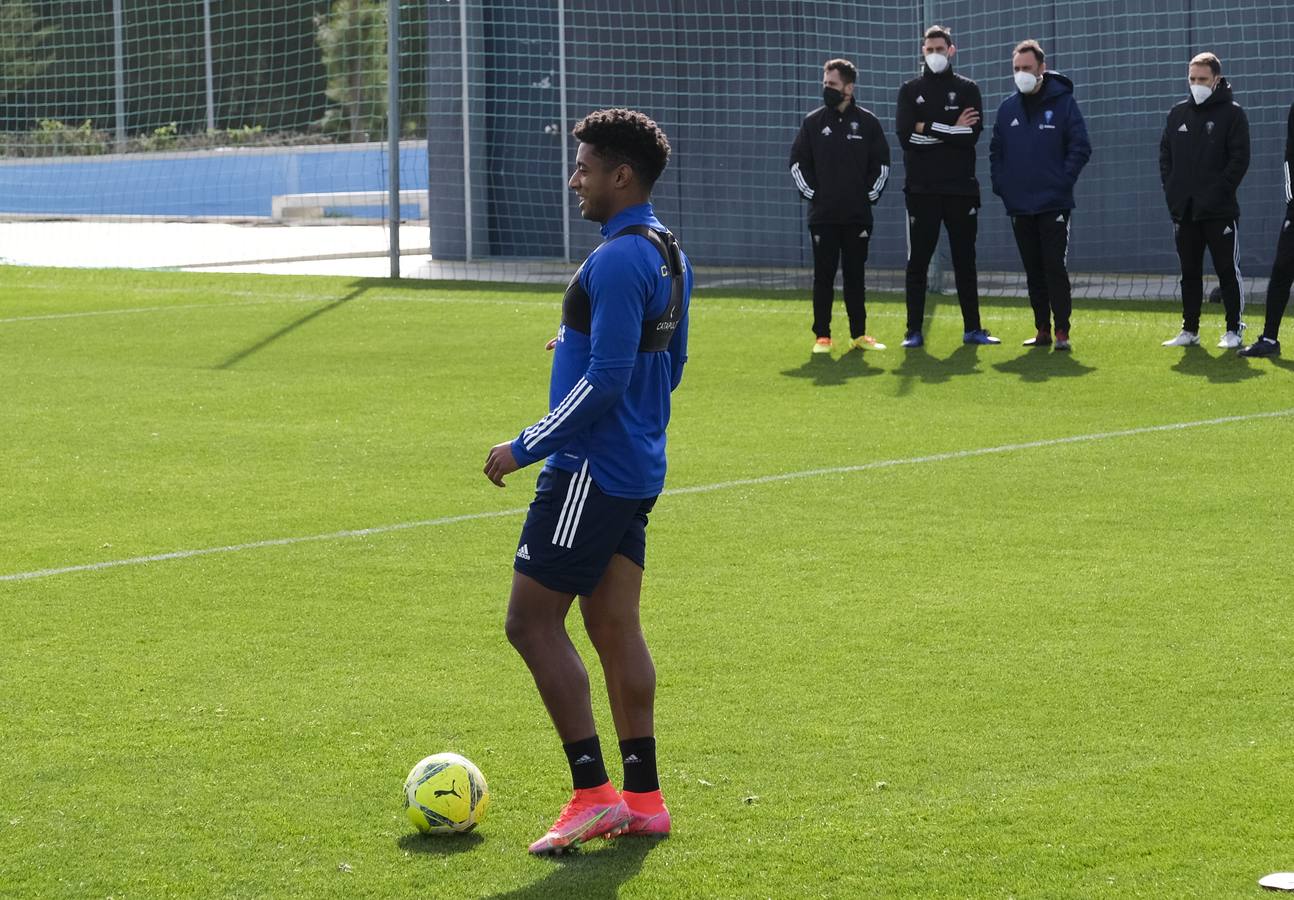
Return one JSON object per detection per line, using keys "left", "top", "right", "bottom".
{"left": 895, "top": 65, "right": 983, "bottom": 200}
{"left": 788, "top": 98, "right": 891, "bottom": 228}
{"left": 1159, "top": 77, "right": 1250, "bottom": 222}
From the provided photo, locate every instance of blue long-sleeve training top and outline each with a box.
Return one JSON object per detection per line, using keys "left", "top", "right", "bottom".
{"left": 510, "top": 202, "right": 692, "bottom": 499}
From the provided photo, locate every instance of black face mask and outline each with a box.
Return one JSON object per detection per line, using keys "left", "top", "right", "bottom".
{"left": 822, "top": 87, "right": 845, "bottom": 108}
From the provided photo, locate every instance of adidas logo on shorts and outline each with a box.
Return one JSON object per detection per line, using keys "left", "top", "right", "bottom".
{"left": 516, "top": 544, "right": 531, "bottom": 560}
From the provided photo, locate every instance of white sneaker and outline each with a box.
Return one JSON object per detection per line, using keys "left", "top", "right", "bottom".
{"left": 1217, "top": 331, "right": 1243, "bottom": 349}
{"left": 1162, "top": 331, "right": 1200, "bottom": 347}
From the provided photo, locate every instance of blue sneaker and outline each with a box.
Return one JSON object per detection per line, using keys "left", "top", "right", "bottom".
{"left": 901, "top": 331, "right": 924, "bottom": 348}
{"left": 963, "top": 329, "right": 1001, "bottom": 345}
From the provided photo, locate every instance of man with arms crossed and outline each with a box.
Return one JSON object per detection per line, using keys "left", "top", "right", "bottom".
{"left": 896, "top": 25, "right": 1000, "bottom": 348}
{"left": 1240, "top": 97, "right": 1294, "bottom": 357}
{"left": 484, "top": 108, "right": 690, "bottom": 855}
{"left": 1159, "top": 52, "right": 1250, "bottom": 349}
{"left": 989, "top": 40, "right": 1091, "bottom": 349}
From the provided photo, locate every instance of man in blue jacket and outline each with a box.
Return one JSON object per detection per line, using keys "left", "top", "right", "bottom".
{"left": 989, "top": 40, "right": 1091, "bottom": 350}
{"left": 484, "top": 108, "right": 689, "bottom": 855}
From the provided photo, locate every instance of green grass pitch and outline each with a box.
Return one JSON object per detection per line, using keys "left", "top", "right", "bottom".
{"left": 3, "top": 264, "right": 1293, "bottom": 898}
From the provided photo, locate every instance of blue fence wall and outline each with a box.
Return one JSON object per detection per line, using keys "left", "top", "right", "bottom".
{"left": 0, "top": 143, "right": 428, "bottom": 218}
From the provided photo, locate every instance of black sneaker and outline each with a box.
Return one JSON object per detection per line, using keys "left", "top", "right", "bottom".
{"left": 1238, "top": 337, "right": 1281, "bottom": 358}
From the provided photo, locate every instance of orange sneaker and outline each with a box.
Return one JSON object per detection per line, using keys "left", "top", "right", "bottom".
{"left": 528, "top": 786, "right": 630, "bottom": 855}
{"left": 812, "top": 337, "right": 833, "bottom": 354}
{"left": 617, "top": 789, "right": 671, "bottom": 837}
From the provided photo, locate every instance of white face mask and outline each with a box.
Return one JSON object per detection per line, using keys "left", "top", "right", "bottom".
{"left": 925, "top": 52, "right": 949, "bottom": 74}
{"left": 1190, "top": 83, "right": 1213, "bottom": 104}
{"left": 1014, "top": 71, "right": 1038, "bottom": 94}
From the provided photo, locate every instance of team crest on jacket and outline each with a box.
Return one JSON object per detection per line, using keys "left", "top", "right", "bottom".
{"left": 850, "top": 120, "right": 859, "bottom": 132}
{"left": 1206, "top": 121, "right": 1215, "bottom": 134}
{"left": 948, "top": 91, "right": 956, "bottom": 104}
{"left": 1044, "top": 110, "right": 1054, "bottom": 123}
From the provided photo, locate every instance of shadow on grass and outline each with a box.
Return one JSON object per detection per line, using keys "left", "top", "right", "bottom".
{"left": 992, "top": 348, "right": 1097, "bottom": 382}
{"left": 1169, "top": 345, "right": 1266, "bottom": 383}
{"left": 780, "top": 348, "right": 884, "bottom": 386}
{"left": 1264, "top": 355, "right": 1294, "bottom": 374}
{"left": 214, "top": 284, "right": 368, "bottom": 369}
{"left": 890, "top": 343, "right": 984, "bottom": 395}
{"left": 485, "top": 837, "right": 660, "bottom": 900}
{"left": 396, "top": 829, "right": 486, "bottom": 856}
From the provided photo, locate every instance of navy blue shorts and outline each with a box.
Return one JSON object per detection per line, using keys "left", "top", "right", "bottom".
{"left": 513, "top": 463, "right": 657, "bottom": 596}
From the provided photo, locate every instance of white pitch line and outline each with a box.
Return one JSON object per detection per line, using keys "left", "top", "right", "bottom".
{"left": 0, "top": 509, "right": 528, "bottom": 583}
{"left": 3, "top": 289, "right": 1183, "bottom": 326}
{"left": 3, "top": 408, "right": 1291, "bottom": 585}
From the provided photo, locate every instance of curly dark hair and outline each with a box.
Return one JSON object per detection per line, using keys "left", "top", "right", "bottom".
{"left": 572, "top": 108, "right": 671, "bottom": 189}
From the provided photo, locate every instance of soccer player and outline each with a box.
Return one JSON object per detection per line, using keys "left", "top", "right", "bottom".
{"left": 1159, "top": 52, "right": 1250, "bottom": 349}
{"left": 989, "top": 40, "right": 1091, "bottom": 350}
{"left": 788, "top": 57, "right": 892, "bottom": 354}
{"left": 896, "top": 25, "right": 999, "bottom": 348}
{"left": 483, "top": 108, "right": 690, "bottom": 855}
{"left": 1239, "top": 98, "right": 1294, "bottom": 358}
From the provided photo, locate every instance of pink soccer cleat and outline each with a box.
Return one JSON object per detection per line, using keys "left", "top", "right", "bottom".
{"left": 617, "top": 790, "right": 671, "bottom": 837}
{"left": 528, "top": 788, "right": 630, "bottom": 856}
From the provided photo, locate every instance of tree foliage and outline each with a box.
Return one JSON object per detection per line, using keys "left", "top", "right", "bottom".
{"left": 0, "top": 0, "right": 58, "bottom": 99}
{"left": 0, "top": 0, "right": 427, "bottom": 150}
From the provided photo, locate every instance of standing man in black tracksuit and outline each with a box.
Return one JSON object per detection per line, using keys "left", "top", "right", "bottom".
{"left": 1159, "top": 52, "right": 1250, "bottom": 349}
{"left": 896, "top": 25, "right": 1000, "bottom": 348}
{"left": 1240, "top": 99, "right": 1294, "bottom": 358}
{"left": 789, "top": 57, "right": 892, "bottom": 355}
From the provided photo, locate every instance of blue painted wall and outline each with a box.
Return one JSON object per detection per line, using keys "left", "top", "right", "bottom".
{"left": 0, "top": 143, "right": 427, "bottom": 218}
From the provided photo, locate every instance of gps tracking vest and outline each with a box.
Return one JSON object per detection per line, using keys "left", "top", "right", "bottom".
{"left": 562, "top": 225, "right": 686, "bottom": 352}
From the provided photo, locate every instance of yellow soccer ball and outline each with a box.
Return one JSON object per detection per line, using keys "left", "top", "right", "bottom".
{"left": 403, "top": 752, "right": 490, "bottom": 834}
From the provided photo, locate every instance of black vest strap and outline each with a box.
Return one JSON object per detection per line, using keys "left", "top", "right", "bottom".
{"left": 560, "top": 225, "right": 686, "bottom": 352}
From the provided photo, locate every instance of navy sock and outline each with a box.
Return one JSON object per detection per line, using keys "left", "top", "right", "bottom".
{"left": 563, "top": 736, "right": 609, "bottom": 790}
{"left": 619, "top": 736, "right": 659, "bottom": 793}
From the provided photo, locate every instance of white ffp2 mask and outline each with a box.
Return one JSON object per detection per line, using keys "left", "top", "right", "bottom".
{"left": 1014, "top": 72, "right": 1038, "bottom": 94}
{"left": 1190, "top": 83, "right": 1213, "bottom": 104}
{"left": 925, "top": 53, "right": 949, "bottom": 74}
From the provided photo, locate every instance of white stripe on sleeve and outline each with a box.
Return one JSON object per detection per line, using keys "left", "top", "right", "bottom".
{"left": 524, "top": 378, "right": 593, "bottom": 451}
{"left": 869, "top": 164, "right": 890, "bottom": 202}
{"left": 522, "top": 376, "right": 589, "bottom": 443}
{"left": 790, "top": 163, "right": 814, "bottom": 199}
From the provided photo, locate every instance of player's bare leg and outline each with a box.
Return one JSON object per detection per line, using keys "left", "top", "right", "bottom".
{"left": 582, "top": 553, "right": 670, "bottom": 836}
{"left": 505, "top": 571, "right": 629, "bottom": 853}
{"left": 582, "top": 554, "right": 655, "bottom": 738}
{"left": 504, "top": 572, "right": 594, "bottom": 741}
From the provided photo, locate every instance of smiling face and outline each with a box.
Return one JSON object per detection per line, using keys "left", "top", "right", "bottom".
{"left": 568, "top": 142, "right": 630, "bottom": 224}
